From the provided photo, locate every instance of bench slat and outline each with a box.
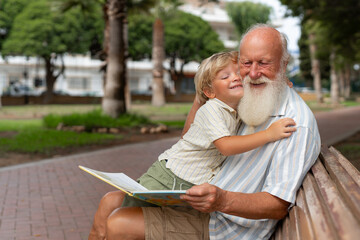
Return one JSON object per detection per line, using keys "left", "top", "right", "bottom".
{"left": 289, "top": 207, "right": 300, "bottom": 240}
{"left": 311, "top": 159, "right": 360, "bottom": 239}
{"left": 281, "top": 215, "right": 290, "bottom": 240}
{"left": 302, "top": 172, "right": 338, "bottom": 240}
{"left": 294, "top": 188, "right": 315, "bottom": 240}
{"left": 272, "top": 221, "right": 283, "bottom": 240}
{"left": 320, "top": 146, "right": 360, "bottom": 223}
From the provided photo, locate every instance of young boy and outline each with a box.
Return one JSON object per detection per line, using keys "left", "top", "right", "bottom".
{"left": 89, "top": 51, "right": 296, "bottom": 239}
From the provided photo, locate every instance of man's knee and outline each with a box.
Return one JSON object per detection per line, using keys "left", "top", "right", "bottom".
{"left": 106, "top": 207, "right": 145, "bottom": 239}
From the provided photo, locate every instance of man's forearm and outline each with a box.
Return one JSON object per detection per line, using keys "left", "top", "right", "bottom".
{"left": 219, "top": 191, "right": 289, "bottom": 219}
{"left": 183, "top": 184, "right": 289, "bottom": 220}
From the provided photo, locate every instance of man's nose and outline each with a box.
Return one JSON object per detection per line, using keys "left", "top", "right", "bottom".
{"left": 249, "top": 64, "right": 261, "bottom": 80}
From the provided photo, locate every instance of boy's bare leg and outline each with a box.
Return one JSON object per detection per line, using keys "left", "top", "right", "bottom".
{"left": 89, "top": 191, "right": 126, "bottom": 240}
{"left": 106, "top": 207, "right": 145, "bottom": 240}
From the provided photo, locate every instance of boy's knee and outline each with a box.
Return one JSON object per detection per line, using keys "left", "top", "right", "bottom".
{"left": 101, "top": 191, "right": 125, "bottom": 207}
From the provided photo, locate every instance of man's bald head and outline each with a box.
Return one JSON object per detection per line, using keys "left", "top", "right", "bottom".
{"left": 240, "top": 24, "right": 290, "bottom": 69}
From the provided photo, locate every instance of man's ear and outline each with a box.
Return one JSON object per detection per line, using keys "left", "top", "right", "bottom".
{"left": 283, "top": 61, "right": 288, "bottom": 73}
{"left": 286, "top": 78, "right": 293, "bottom": 88}
{"left": 203, "top": 88, "right": 215, "bottom": 99}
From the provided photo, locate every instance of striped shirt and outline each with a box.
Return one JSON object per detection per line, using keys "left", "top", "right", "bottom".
{"left": 158, "top": 98, "right": 241, "bottom": 185}
{"left": 209, "top": 87, "right": 321, "bottom": 239}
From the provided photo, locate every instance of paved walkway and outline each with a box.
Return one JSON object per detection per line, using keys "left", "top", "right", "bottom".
{"left": 0, "top": 106, "right": 360, "bottom": 240}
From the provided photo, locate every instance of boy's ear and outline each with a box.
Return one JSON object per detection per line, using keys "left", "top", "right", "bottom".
{"left": 203, "top": 88, "right": 215, "bottom": 99}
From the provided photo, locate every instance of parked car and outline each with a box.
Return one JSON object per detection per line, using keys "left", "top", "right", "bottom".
{"left": 3, "top": 84, "right": 44, "bottom": 96}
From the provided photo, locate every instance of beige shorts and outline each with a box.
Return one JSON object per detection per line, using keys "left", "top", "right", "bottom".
{"left": 142, "top": 206, "right": 210, "bottom": 240}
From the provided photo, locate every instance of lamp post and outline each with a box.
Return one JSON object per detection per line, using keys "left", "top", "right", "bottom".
{"left": 23, "top": 56, "right": 31, "bottom": 104}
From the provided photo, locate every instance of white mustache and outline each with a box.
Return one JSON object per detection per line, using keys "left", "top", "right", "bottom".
{"left": 243, "top": 75, "right": 272, "bottom": 85}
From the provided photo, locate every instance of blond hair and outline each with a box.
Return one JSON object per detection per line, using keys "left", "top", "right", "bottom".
{"left": 195, "top": 51, "right": 239, "bottom": 103}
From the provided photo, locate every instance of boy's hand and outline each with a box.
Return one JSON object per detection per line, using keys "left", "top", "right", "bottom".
{"left": 266, "top": 118, "right": 296, "bottom": 142}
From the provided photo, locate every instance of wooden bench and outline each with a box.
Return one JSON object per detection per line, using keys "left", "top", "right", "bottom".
{"left": 272, "top": 145, "right": 360, "bottom": 240}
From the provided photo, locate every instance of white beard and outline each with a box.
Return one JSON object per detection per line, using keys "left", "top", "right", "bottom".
{"left": 238, "top": 72, "right": 287, "bottom": 134}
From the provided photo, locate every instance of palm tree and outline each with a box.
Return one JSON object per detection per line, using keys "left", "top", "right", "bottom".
{"left": 61, "top": 0, "right": 156, "bottom": 117}
{"left": 150, "top": 0, "right": 219, "bottom": 106}
{"left": 150, "top": 0, "right": 181, "bottom": 107}
{"left": 151, "top": 18, "right": 166, "bottom": 106}
{"left": 306, "top": 20, "right": 323, "bottom": 103}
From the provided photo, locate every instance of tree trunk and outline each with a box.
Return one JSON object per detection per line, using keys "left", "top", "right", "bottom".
{"left": 344, "top": 64, "right": 351, "bottom": 99}
{"left": 102, "top": 0, "right": 127, "bottom": 118}
{"left": 101, "top": 0, "right": 109, "bottom": 85}
{"left": 43, "top": 57, "right": 56, "bottom": 104}
{"left": 330, "top": 50, "right": 339, "bottom": 105}
{"left": 151, "top": 18, "right": 166, "bottom": 106}
{"left": 308, "top": 32, "right": 323, "bottom": 103}
{"left": 338, "top": 69, "right": 345, "bottom": 97}
{"left": 123, "top": 15, "right": 131, "bottom": 110}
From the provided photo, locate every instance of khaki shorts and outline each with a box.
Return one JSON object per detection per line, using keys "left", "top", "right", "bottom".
{"left": 142, "top": 206, "right": 210, "bottom": 240}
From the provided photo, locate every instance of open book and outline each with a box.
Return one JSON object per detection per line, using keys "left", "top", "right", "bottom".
{"left": 79, "top": 165, "right": 189, "bottom": 207}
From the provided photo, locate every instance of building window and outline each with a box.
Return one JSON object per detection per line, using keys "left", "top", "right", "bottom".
{"left": 67, "top": 77, "right": 90, "bottom": 90}
{"left": 181, "top": 77, "right": 195, "bottom": 94}
{"left": 34, "top": 77, "right": 44, "bottom": 87}
{"left": 8, "top": 74, "right": 22, "bottom": 85}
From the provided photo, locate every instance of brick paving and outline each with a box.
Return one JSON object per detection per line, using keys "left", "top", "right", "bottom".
{"left": 0, "top": 105, "right": 359, "bottom": 240}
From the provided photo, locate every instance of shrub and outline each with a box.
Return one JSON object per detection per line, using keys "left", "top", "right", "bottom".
{"left": 43, "top": 109, "right": 152, "bottom": 130}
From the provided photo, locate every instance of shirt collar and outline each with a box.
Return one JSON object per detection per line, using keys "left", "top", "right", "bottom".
{"left": 210, "top": 98, "right": 238, "bottom": 115}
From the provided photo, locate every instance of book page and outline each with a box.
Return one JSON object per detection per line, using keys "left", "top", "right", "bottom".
{"left": 79, "top": 166, "right": 148, "bottom": 193}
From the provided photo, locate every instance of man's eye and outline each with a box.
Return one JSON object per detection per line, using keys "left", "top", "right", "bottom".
{"left": 243, "top": 62, "right": 251, "bottom": 66}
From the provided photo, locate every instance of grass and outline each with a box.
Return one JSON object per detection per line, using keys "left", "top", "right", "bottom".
{"left": 43, "top": 109, "right": 152, "bottom": 130}
{"left": 0, "top": 118, "right": 123, "bottom": 154}
{"left": 0, "top": 127, "right": 121, "bottom": 154}
{"left": 0, "top": 103, "right": 190, "bottom": 155}
{"left": 336, "top": 144, "right": 360, "bottom": 160}
{"left": 305, "top": 100, "right": 360, "bottom": 112}
{"left": 129, "top": 102, "right": 192, "bottom": 121}
{"left": 0, "top": 119, "right": 41, "bottom": 131}
{"left": 0, "top": 104, "right": 100, "bottom": 118}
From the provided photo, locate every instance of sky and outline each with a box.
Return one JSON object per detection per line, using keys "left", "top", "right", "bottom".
{"left": 226, "top": 0, "right": 301, "bottom": 54}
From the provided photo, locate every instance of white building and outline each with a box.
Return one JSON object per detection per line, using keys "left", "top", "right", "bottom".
{"left": 0, "top": 54, "right": 104, "bottom": 97}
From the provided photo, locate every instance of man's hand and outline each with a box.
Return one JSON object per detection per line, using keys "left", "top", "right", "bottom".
{"left": 180, "top": 183, "right": 227, "bottom": 213}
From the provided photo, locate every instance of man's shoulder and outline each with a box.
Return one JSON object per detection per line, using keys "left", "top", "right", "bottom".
{"left": 286, "top": 89, "right": 315, "bottom": 119}
{"left": 285, "top": 89, "right": 320, "bottom": 137}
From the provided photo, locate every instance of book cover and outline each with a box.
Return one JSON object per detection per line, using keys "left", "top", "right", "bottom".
{"left": 79, "top": 165, "right": 189, "bottom": 207}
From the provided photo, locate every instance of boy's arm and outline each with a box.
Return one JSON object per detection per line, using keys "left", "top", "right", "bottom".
{"left": 214, "top": 118, "right": 296, "bottom": 156}
{"left": 182, "top": 96, "right": 205, "bottom": 137}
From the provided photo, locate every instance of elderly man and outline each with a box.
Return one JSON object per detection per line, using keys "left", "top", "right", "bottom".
{"left": 105, "top": 24, "right": 321, "bottom": 240}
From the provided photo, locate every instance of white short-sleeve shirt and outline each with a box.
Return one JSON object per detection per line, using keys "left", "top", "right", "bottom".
{"left": 209, "top": 87, "right": 321, "bottom": 239}
{"left": 158, "top": 98, "right": 241, "bottom": 185}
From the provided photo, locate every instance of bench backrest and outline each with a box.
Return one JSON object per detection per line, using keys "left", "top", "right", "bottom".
{"left": 272, "top": 146, "right": 360, "bottom": 240}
